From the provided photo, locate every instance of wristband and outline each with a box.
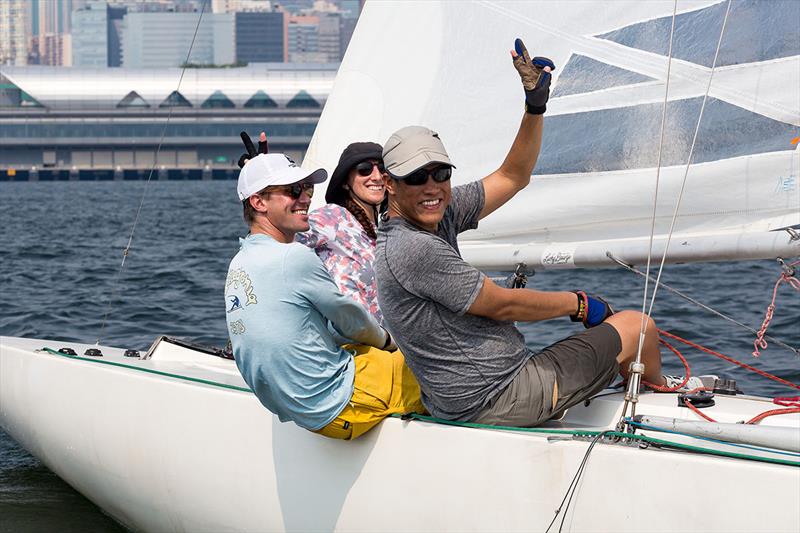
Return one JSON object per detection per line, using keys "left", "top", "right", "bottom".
{"left": 525, "top": 102, "right": 546, "bottom": 115}
{"left": 382, "top": 330, "right": 393, "bottom": 350}
{"left": 570, "top": 291, "right": 588, "bottom": 322}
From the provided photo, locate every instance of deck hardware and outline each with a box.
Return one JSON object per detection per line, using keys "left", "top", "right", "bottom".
{"left": 58, "top": 347, "right": 77, "bottom": 356}
{"left": 124, "top": 349, "right": 140, "bottom": 358}
{"left": 506, "top": 262, "right": 532, "bottom": 289}
{"left": 678, "top": 391, "right": 715, "bottom": 409}
{"left": 713, "top": 378, "right": 741, "bottom": 395}
{"left": 84, "top": 348, "right": 103, "bottom": 357}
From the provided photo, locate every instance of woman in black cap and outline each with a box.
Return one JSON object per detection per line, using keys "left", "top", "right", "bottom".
{"left": 238, "top": 135, "right": 388, "bottom": 323}
{"left": 297, "top": 141, "right": 388, "bottom": 323}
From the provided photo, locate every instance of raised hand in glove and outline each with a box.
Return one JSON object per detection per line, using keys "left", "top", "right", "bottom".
{"left": 237, "top": 131, "right": 269, "bottom": 169}
{"left": 511, "top": 38, "right": 555, "bottom": 115}
{"left": 570, "top": 291, "right": 614, "bottom": 328}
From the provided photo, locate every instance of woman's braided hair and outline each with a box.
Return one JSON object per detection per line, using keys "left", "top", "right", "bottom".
{"left": 340, "top": 195, "right": 377, "bottom": 240}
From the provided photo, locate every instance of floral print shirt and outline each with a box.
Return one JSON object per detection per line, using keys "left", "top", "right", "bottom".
{"left": 296, "top": 204, "right": 383, "bottom": 324}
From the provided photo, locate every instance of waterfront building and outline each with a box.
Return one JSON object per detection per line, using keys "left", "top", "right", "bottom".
{"left": 0, "top": 63, "right": 334, "bottom": 181}
{"left": 121, "top": 12, "right": 235, "bottom": 68}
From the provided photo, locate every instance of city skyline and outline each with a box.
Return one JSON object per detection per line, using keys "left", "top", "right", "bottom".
{"left": 0, "top": 0, "right": 363, "bottom": 67}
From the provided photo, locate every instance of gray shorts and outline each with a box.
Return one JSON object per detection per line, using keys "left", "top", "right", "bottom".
{"left": 472, "top": 323, "right": 621, "bottom": 427}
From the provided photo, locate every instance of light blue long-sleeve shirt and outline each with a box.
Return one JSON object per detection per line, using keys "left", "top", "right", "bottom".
{"left": 225, "top": 233, "right": 386, "bottom": 430}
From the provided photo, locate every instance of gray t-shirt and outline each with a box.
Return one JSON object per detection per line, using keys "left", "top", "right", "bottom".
{"left": 375, "top": 181, "right": 530, "bottom": 420}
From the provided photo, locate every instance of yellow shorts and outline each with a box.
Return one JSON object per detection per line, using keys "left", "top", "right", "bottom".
{"left": 315, "top": 345, "right": 426, "bottom": 440}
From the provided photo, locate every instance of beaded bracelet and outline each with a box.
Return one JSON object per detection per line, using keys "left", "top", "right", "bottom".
{"left": 570, "top": 290, "right": 588, "bottom": 322}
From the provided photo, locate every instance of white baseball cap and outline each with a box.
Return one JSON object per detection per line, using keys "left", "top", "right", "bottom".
{"left": 236, "top": 153, "right": 328, "bottom": 201}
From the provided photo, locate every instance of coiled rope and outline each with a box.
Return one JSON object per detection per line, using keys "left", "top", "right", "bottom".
{"left": 753, "top": 259, "right": 800, "bottom": 357}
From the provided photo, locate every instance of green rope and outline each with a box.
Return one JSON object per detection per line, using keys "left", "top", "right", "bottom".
{"left": 42, "top": 347, "right": 253, "bottom": 393}
{"left": 394, "top": 413, "right": 800, "bottom": 467}
{"left": 39, "top": 347, "right": 800, "bottom": 467}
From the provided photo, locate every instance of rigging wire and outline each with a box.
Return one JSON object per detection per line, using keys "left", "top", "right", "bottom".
{"left": 646, "top": 0, "right": 733, "bottom": 317}
{"left": 635, "top": 0, "right": 679, "bottom": 371}
{"left": 621, "top": 0, "right": 734, "bottom": 425}
{"left": 96, "top": 0, "right": 208, "bottom": 345}
{"left": 607, "top": 253, "right": 800, "bottom": 356}
{"left": 544, "top": 431, "right": 609, "bottom": 533}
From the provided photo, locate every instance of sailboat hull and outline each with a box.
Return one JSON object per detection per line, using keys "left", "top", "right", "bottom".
{"left": 2, "top": 336, "right": 798, "bottom": 532}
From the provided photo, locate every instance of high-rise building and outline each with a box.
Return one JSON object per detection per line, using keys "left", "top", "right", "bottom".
{"left": 0, "top": 0, "right": 28, "bottom": 66}
{"left": 235, "top": 11, "right": 286, "bottom": 64}
{"left": 213, "top": 0, "right": 272, "bottom": 13}
{"left": 338, "top": 14, "right": 356, "bottom": 61}
{"left": 317, "top": 12, "right": 340, "bottom": 62}
{"left": 72, "top": 2, "right": 109, "bottom": 67}
{"left": 121, "top": 12, "right": 234, "bottom": 68}
{"left": 287, "top": 15, "right": 320, "bottom": 63}
{"left": 27, "top": 0, "right": 80, "bottom": 66}
{"left": 107, "top": 5, "right": 126, "bottom": 67}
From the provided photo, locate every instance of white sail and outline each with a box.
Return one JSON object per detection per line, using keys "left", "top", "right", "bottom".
{"left": 306, "top": 0, "right": 800, "bottom": 269}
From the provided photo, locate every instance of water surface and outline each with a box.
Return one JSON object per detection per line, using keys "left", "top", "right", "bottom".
{"left": 1, "top": 181, "right": 798, "bottom": 530}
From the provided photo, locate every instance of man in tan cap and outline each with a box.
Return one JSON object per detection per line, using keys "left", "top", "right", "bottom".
{"left": 374, "top": 39, "right": 680, "bottom": 428}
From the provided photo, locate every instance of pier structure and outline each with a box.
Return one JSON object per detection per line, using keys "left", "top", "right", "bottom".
{"left": 0, "top": 63, "right": 334, "bottom": 181}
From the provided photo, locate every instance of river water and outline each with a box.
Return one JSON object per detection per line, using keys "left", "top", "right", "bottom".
{"left": 1, "top": 180, "right": 798, "bottom": 531}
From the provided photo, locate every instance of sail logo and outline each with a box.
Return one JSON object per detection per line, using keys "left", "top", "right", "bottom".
{"left": 542, "top": 250, "right": 575, "bottom": 267}
{"left": 775, "top": 175, "right": 796, "bottom": 193}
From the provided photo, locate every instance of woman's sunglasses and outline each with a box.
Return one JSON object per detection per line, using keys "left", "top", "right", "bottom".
{"left": 355, "top": 160, "right": 387, "bottom": 177}
{"left": 266, "top": 182, "right": 314, "bottom": 199}
{"left": 393, "top": 165, "right": 452, "bottom": 186}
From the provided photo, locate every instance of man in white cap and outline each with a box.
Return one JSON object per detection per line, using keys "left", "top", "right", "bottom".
{"left": 226, "top": 153, "right": 424, "bottom": 439}
{"left": 375, "top": 39, "right": 691, "bottom": 428}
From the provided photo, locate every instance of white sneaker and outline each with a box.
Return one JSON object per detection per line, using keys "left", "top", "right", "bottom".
{"left": 662, "top": 374, "right": 718, "bottom": 392}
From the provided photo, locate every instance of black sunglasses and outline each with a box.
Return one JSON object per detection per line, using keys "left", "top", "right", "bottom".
{"left": 266, "top": 182, "right": 314, "bottom": 199}
{"left": 355, "top": 160, "right": 386, "bottom": 177}
{"left": 393, "top": 165, "right": 452, "bottom": 186}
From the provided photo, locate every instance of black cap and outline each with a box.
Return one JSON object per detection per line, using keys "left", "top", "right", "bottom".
{"left": 325, "top": 142, "right": 383, "bottom": 205}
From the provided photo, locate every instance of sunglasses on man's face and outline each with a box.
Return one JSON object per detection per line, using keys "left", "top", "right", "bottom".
{"left": 355, "top": 160, "right": 386, "bottom": 177}
{"left": 266, "top": 182, "right": 314, "bottom": 200}
{"left": 395, "top": 165, "right": 452, "bottom": 186}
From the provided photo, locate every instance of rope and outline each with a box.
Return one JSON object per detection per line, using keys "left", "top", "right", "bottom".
{"left": 42, "top": 347, "right": 252, "bottom": 393}
{"left": 683, "top": 396, "right": 717, "bottom": 422}
{"left": 608, "top": 253, "right": 800, "bottom": 356}
{"left": 642, "top": 337, "right": 691, "bottom": 392}
{"left": 753, "top": 259, "right": 800, "bottom": 357}
{"left": 746, "top": 408, "right": 800, "bottom": 425}
{"left": 775, "top": 397, "right": 800, "bottom": 407}
{"left": 659, "top": 329, "right": 800, "bottom": 391}
{"left": 625, "top": 420, "right": 800, "bottom": 459}
{"left": 396, "top": 414, "right": 799, "bottom": 467}
{"left": 96, "top": 0, "right": 208, "bottom": 345}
